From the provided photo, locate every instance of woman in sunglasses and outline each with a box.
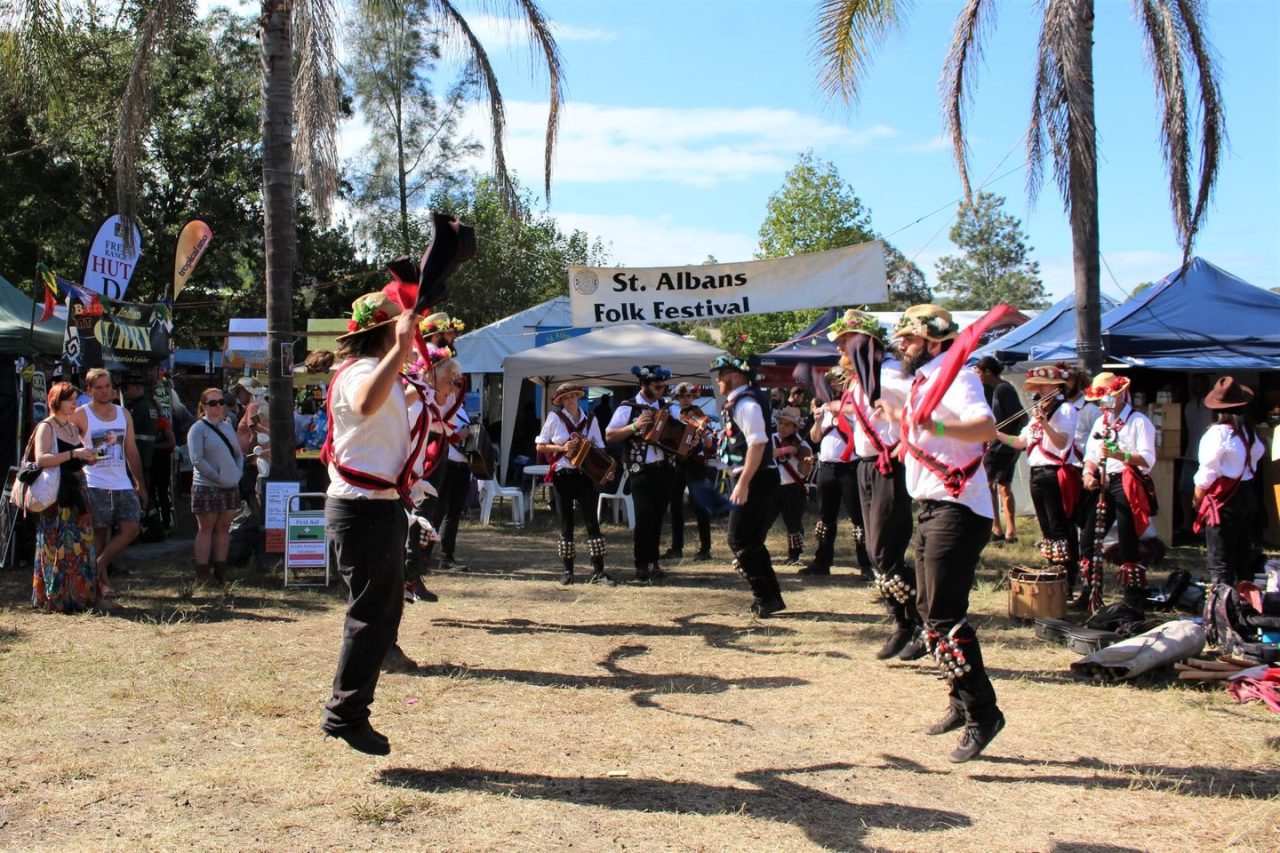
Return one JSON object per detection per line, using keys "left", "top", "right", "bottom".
{"left": 187, "top": 388, "right": 244, "bottom": 584}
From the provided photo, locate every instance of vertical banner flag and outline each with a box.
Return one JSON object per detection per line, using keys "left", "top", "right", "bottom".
{"left": 82, "top": 215, "right": 143, "bottom": 300}
{"left": 567, "top": 240, "right": 888, "bottom": 327}
{"left": 173, "top": 220, "right": 213, "bottom": 301}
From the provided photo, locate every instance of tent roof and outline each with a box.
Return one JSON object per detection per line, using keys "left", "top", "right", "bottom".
{"left": 502, "top": 322, "right": 727, "bottom": 386}
{"left": 0, "top": 273, "right": 65, "bottom": 356}
{"left": 453, "top": 296, "right": 573, "bottom": 374}
{"left": 969, "top": 291, "right": 1121, "bottom": 365}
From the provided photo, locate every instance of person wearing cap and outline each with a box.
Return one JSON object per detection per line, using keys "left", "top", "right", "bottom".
{"left": 828, "top": 309, "right": 922, "bottom": 661}
{"left": 881, "top": 304, "right": 1004, "bottom": 763}
{"left": 605, "top": 365, "right": 680, "bottom": 583}
{"left": 994, "top": 365, "right": 1081, "bottom": 579}
{"left": 1080, "top": 372, "right": 1157, "bottom": 618}
{"left": 663, "top": 382, "right": 713, "bottom": 561}
{"left": 1192, "top": 377, "right": 1264, "bottom": 587}
{"left": 536, "top": 384, "right": 615, "bottom": 586}
{"left": 766, "top": 406, "right": 812, "bottom": 565}
{"left": 712, "top": 354, "right": 785, "bottom": 618}
{"left": 320, "top": 291, "right": 418, "bottom": 756}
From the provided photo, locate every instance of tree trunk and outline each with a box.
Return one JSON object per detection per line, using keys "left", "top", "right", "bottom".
{"left": 260, "top": 0, "right": 298, "bottom": 480}
{"left": 1068, "top": 0, "right": 1103, "bottom": 374}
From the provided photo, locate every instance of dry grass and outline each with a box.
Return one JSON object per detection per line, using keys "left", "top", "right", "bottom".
{"left": 0, "top": 507, "right": 1277, "bottom": 852}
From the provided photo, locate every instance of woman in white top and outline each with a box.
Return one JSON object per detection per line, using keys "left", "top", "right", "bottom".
{"left": 1192, "top": 377, "right": 1265, "bottom": 586}
{"left": 536, "top": 383, "right": 614, "bottom": 586}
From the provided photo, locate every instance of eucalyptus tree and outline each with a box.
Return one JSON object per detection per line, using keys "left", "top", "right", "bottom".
{"left": 813, "top": 0, "right": 1224, "bottom": 371}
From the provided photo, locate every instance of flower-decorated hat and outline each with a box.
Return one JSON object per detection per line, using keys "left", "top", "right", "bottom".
{"left": 891, "top": 304, "right": 960, "bottom": 342}
{"left": 419, "top": 311, "right": 451, "bottom": 336}
{"left": 709, "top": 354, "right": 753, "bottom": 377}
{"left": 631, "top": 364, "right": 671, "bottom": 384}
{"left": 1023, "top": 362, "right": 1073, "bottom": 392}
{"left": 672, "top": 382, "right": 699, "bottom": 396}
{"left": 552, "top": 383, "right": 586, "bottom": 406}
{"left": 337, "top": 292, "right": 402, "bottom": 341}
{"left": 448, "top": 317, "right": 466, "bottom": 333}
{"left": 827, "top": 308, "right": 887, "bottom": 345}
{"left": 1083, "top": 371, "right": 1131, "bottom": 402}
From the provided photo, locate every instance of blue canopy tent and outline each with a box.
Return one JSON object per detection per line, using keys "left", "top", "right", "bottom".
{"left": 1027, "top": 258, "right": 1280, "bottom": 368}
{"left": 755, "top": 308, "right": 840, "bottom": 368}
{"left": 969, "top": 291, "right": 1120, "bottom": 365}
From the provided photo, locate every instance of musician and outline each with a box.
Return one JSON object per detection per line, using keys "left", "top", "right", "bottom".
{"left": 435, "top": 402, "right": 472, "bottom": 572}
{"left": 882, "top": 304, "right": 1004, "bottom": 763}
{"left": 1080, "top": 372, "right": 1157, "bottom": 619}
{"left": 712, "top": 355, "right": 785, "bottom": 618}
{"left": 1062, "top": 364, "right": 1099, "bottom": 602}
{"left": 419, "top": 311, "right": 451, "bottom": 349}
{"left": 1193, "top": 377, "right": 1264, "bottom": 588}
{"left": 767, "top": 407, "right": 812, "bottom": 565}
{"left": 536, "top": 383, "right": 615, "bottom": 586}
{"left": 605, "top": 365, "right": 680, "bottom": 582}
{"left": 321, "top": 292, "right": 418, "bottom": 756}
{"left": 664, "top": 382, "right": 713, "bottom": 561}
{"left": 828, "top": 309, "right": 921, "bottom": 661}
{"left": 993, "top": 366, "right": 1080, "bottom": 573}
{"left": 805, "top": 361, "right": 873, "bottom": 578}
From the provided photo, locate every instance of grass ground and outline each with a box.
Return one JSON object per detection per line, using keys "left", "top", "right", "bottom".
{"left": 0, "top": 502, "right": 1277, "bottom": 852}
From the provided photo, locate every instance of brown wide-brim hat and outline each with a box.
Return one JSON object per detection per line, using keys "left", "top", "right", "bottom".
{"left": 1204, "top": 376, "right": 1253, "bottom": 410}
{"left": 336, "top": 292, "right": 403, "bottom": 342}
{"left": 552, "top": 383, "right": 586, "bottom": 406}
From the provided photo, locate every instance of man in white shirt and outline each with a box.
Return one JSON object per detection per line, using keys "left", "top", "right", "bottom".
{"left": 885, "top": 304, "right": 1004, "bottom": 763}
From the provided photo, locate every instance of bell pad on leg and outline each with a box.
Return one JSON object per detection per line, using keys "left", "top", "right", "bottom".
{"left": 927, "top": 621, "right": 975, "bottom": 681}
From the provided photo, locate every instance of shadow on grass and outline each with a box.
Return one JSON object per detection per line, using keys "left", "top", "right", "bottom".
{"left": 378, "top": 762, "right": 971, "bottom": 850}
{"left": 1049, "top": 844, "right": 1146, "bottom": 853}
{"left": 968, "top": 754, "right": 1280, "bottom": 800}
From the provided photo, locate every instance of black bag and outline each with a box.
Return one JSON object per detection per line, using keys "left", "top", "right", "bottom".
{"left": 17, "top": 462, "right": 41, "bottom": 485}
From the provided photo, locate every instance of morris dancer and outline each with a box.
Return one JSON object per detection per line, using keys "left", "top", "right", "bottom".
{"left": 536, "top": 383, "right": 615, "bottom": 586}
{"left": 713, "top": 355, "right": 785, "bottom": 617}
{"left": 1080, "top": 372, "right": 1157, "bottom": 618}
{"left": 766, "top": 406, "right": 812, "bottom": 566}
{"left": 605, "top": 365, "right": 679, "bottom": 583}
{"left": 1193, "top": 377, "right": 1264, "bottom": 587}
{"left": 664, "top": 382, "right": 713, "bottom": 561}
{"left": 827, "top": 310, "right": 922, "bottom": 661}
{"left": 1062, "top": 365, "right": 1099, "bottom": 604}
{"left": 321, "top": 293, "right": 419, "bottom": 756}
{"left": 993, "top": 365, "right": 1080, "bottom": 574}
{"left": 884, "top": 304, "right": 1004, "bottom": 763}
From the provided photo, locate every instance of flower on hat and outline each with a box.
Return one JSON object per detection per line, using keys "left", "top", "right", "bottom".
{"left": 709, "top": 354, "right": 752, "bottom": 375}
{"left": 891, "top": 305, "right": 959, "bottom": 341}
{"left": 827, "top": 309, "right": 886, "bottom": 344}
{"left": 345, "top": 294, "right": 396, "bottom": 334}
{"left": 449, "top": 318, "right": 466, "bottom": 332}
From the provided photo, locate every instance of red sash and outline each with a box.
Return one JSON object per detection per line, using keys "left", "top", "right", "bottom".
{"left": 1193, "top": 476, "right": 1241, "bottom": 534}
{"left": 845, "top": 378, "right": 898, "bottom": 474}
{"left": 774, "top": 435, "right": 805, "bottom": 484}
{"left": 1121, "top": 466, "right": 1154, "bottom": 534}
{"left": 544, "top": 410, "right": 590, "bottom": 482}
{"left": 899, "top": 372, "right": 981, "bottom": 499}
{"left": 834, "top": 390, "right": 858, "bottom": 463}
{"left": 1030, "top": 431, "right": 1081, "bottom": 517}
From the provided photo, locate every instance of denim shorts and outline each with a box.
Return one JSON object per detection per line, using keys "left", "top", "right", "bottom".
{"left": 87, "top": 487, "right": 142, "bottom": 528}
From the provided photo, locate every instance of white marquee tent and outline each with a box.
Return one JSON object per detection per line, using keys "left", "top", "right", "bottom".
{"left": 452, "top": 296, "right": 572, "bottom": 375}
{"left": 498, "top": 323, "right": 727, "bottom": 481}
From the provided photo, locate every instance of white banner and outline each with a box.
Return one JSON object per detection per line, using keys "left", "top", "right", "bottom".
{"left": 82, "top": 215, "right": 143, "bottom": 300}
{"left": 567, "top": 240, "right": 887, "bottom": 327}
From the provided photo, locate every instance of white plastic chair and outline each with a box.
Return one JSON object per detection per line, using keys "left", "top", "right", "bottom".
{"left": 597, "top": 467, "right": 635, "bottom": 529}
{"left": 477, "top": 479, "right": 526, "bottom": 526}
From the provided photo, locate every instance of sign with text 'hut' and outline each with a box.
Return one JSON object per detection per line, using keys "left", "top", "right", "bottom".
{"left": 567, "top": 241, "right": 887, "bottom": 327}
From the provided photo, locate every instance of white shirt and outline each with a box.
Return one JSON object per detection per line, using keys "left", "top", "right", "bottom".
{"left": 1194, "top": 423, "right": 1264, "bottom": 488}
{"left": 537, "top": 407, "right": 605, "bottom": 473}
{"left": 847, "top": 358, "right": 905, "bottom": 458}
{"left": 815, "top": 409, "right": 853, "bottom": 462}
{"left": 607, "top": 393, "right": 679, "bottom": 464}
{"left": 1019, "top": 401, "right": 1079, "bottom": 468}
{"left": 327, "top": 357, "right": 409, "bottom": 500}
{"left": 1084, "top": 404, "right": 1156, "bottom": 476}
{"left": 900, "top": 360, "right": 994, "bottom": 517}
{"left": 725, "top": 385, "right": 771, "bottom": 475}
{"left": 1071, "top": 396, "right": 1101, "bottom": 465}
{"left": 446, "top": 408, "right": 471, "bottom": 463}
{"left": 773, "top": 433, "right": 807, "bottom": 485}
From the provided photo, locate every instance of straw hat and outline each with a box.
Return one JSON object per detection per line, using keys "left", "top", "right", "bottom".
{"left": 1022, "top": 363, "right": 1073, "bottom": 393}
{"left": 419, "top": 312, "right": 451, "bottom": 335}
{"left": 552, "top": 383, "right": 586, "bottom": 406}
{"left": 827, "top": 308, "right": 887, "bottom": 344}
{"left": 1083, "top": 371, "right": 1131, "bottom": 402}
{"left": 672, "top": 382, "right": 698, "bottom": 396}
{"left": 891, "top": 304, "right": 960, "bottom": 342}
{"left": 1204, "top": 376, "right": 1253, "bottom": 410}
{"left": 337, "top": 292, "right": 402, "bottom": 341}
{"left": 774, "top": 406, "right": 804, "bottom": 427}
{"left": 236, "top": 376, "right": 263, "bottom": 391}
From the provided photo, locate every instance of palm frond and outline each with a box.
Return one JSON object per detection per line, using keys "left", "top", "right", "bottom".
{"left": 294, "top": 0, "right": 342, "bottom": 222}
{"left": 510, "top": 0, "right": 563, "bottom": 203}
{"left": 0, "top": 0, "right": 69, "bottom": 106}
{"left": 1026, "top": 0, "right": 1095, "bottom": 214}
{"left": 812, "top": 0, "right": 912, "bottom": 103}
{"left": 1136, "top": 0, "right": 1191, "bottom": 252}
{"left": 940, "top": 0, "right": 995, "bottom": 201}
{"left": 1169, "top": 0, "right": 1224, "bottom": 255}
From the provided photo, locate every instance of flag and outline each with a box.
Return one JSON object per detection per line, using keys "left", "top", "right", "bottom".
{"left": 172, "top": 220, "right": 213, "bottom": 300}
{"left": 37, "top": 264, "right": 58, "bottom": 322}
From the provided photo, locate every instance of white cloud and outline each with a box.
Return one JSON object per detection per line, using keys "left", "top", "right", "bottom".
{"left": 553, "top": 212, "right": 758, "bottom": 268}
{"left": 899, "top": 133, "right": 951, "bottom": 154}
{"left": 465, "top": 13, "right": 618, "bottom": 48}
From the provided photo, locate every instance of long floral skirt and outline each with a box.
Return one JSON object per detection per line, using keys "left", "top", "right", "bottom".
{"left": 32, "top": 505, "right": 100, "bottom": 613}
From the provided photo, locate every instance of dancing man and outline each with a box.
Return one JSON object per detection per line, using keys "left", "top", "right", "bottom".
{"left": 664, "top": 382, "right": 713, "bottom": 561}
{"left": 536, "top": 383, "right": 616, "bottom": 586}
{"left": 605, "top": 365, "right": 679, "bottom": 583}
{"left": 883, "top": 304, "right": 1004, "bottom": 762}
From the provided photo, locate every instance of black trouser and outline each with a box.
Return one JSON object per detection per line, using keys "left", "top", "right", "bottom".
{"left": 323, "top": 497, "right": 406, "bottom": 733}
{"left": 436, "top": 460, "right": 471, "bottom": 558}
{"left": 858, "top": 458, "right": 916, "bottom": 629}
{"left": 149, "top": 450, "right": 173, "bottom": 527}
{"left": 629, "top": 463, "right": 673, "bottom": 569}
{"left": 813, "top": 460, "right": 870, "bottom": 569}
{"left": 669, "top": 460, "right": 711, "bottom": 554}
{"left": 766, "top": 482, "right": 807, "bottom": 554}
{"left": 1029, "top": 465, "right": 1075, "bottom": 563}
{"left": 729, "top": 466, "right": 782, "bottom": 606}
{"left": 914, "top": 500, "right": 999, "bottom": 727}
{"left": 1078, "top": 474, "right": 1145, "bottom": 607}
{"left": 1205, "top": 483, "right": 1258, "bottom": 586}
{"left": 554, "top": 468, "right": 605, "bottom": 573}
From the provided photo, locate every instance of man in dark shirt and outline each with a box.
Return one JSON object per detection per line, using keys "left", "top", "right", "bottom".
{"left": 976, "top": 357, "right": 1025, "bottom": 543}
{"left": 122, "top": 374, "right": 159, "bottom": 472}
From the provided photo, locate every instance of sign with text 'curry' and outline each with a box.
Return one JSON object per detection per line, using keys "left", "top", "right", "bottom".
{"left": 62, "top": 290, "right": 171, "bottom": 369}
{"left": 567, "top": 240, "right": 888, "bottom": 327}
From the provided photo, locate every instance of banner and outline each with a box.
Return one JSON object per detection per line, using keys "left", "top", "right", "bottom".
{"left": 567, "top": 240, "right": 887, "bottom": 328}
{"left": 62, "top": 292, "right": 171, "bottom": 370}
{"left": 173, "top": 220, "right": 213, "bottom": 300}
{"left": 82, "top": 215, "right": 143, "bottom": 300}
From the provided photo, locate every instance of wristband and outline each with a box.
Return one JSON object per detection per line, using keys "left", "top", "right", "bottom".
{"left": 1123, "top": 451, "right": 1131, "bottom": 463}
{"left": 934, "top": 420, "right": 945, "bottom": 437}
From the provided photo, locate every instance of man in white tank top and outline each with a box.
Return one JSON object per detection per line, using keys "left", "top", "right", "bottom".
{"left": 71, "top": 367, "right": 147, "bottom": 594}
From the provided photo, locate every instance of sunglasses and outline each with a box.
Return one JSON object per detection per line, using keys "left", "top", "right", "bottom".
{"left": 204, "top": 398, "right": 226, "bottom": 406}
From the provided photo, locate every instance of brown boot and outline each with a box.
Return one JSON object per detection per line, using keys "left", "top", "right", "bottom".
{"left": 213, "top": 562, "right": 229, "bottom": 584}
{"left": 195, "top": 564, "right": 213, "bottom": 584}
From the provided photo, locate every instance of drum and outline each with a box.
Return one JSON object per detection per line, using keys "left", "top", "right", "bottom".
{"left": 1008, "top": 566, "right": 1067, "bottom": 620}
{"left": 566, "top": 437, "right": 617, "bottom": 487}
{"left": 642, "top": 409, "right": 703, "bottom": 458}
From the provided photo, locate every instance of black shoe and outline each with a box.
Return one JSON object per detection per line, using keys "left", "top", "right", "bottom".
{"left": 748, "top": 597, "right": 787, "bottom": 619}
{"left": 440, "top": 555, "right": 469, "bottom": 572}
{"left": 694, "top": 550, "right": 712, "bottom": 561}
{"left": 875, "top": 627, "right": 913, "bottom": 660}
{"left": 798, "top": 562, "right": 830, "bottom": 576}
{"left": 1067, "top": 590, "right": 1089, "bottom": 612}
{"left": 323, "top": 723, "right": 391, "bottom": 756}
{"left": 948, "top": 714, "right": 1005, "bottom": 763}
{"left": 634, "top": 566, "right": 651, "bottom": 584}
{"left": 661, "top": 548, "right": 683, "bottom": 560}
{"left": 381, "top": 644, "right": 419, "bottom": 674}
{"left": 897, "top": 635, "right": 927, "bottom": 661}
{"left": 587, "top": 571, "right": 616, "bottom": 587}
{"left": 649, "top": 563, "right": 666, "bottom": 580}
{"left": 560, "top": 570, "right": 575, "bottom": 585}
{"left": 925, "top": 706, "right": 966, "bottom": 736}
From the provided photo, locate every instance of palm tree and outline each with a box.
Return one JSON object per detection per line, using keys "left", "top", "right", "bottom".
{"left": 813, "top": 0, "right": 1223, "bottom": 372}
{"left": 3, "top": 0, "right": 563, "bottom": 477}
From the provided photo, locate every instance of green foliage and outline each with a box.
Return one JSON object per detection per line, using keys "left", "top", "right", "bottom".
{"left": 934, "top": 192, "right": 1048, "bottom": 310}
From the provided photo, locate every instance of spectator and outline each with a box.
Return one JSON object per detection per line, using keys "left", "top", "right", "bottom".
{"left": 1179, "top": 374, "right": 1215, "bottom": 534}
{"left": 976, "top": 357, "right": 1025, "bottom": 543}
{"left": 187, "top": 388, "right": 244, "bottom": 584}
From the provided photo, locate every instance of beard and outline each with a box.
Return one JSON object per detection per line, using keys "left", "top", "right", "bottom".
{"left": 900, "top": 348, "right": 937, "bottom": 378}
